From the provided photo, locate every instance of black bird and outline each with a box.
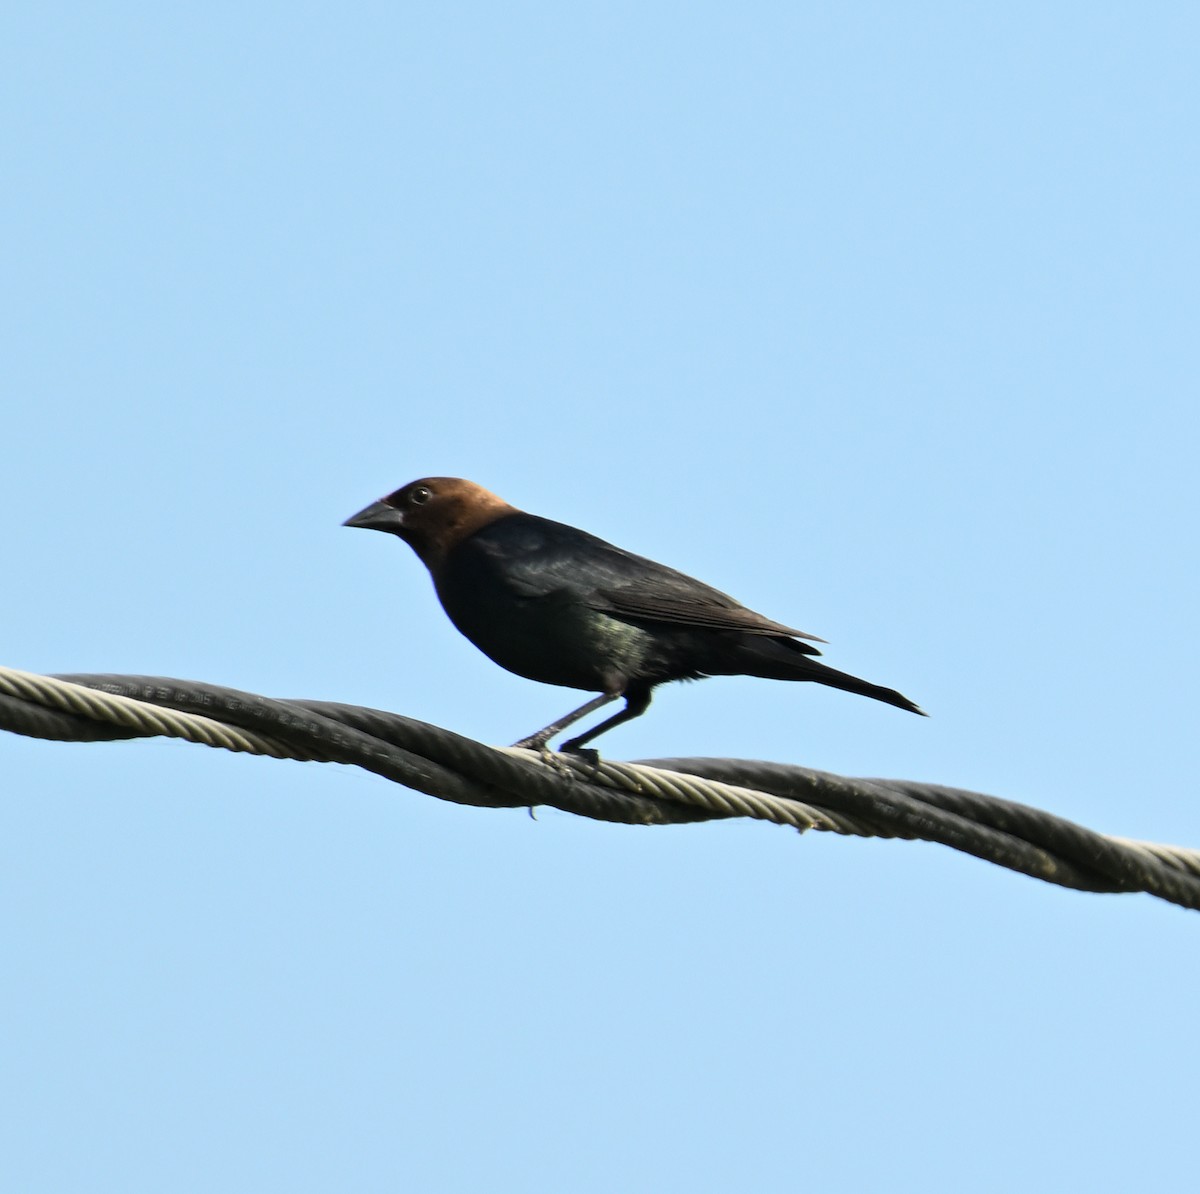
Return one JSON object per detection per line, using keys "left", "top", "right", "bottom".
{"left": 344, "top": 477, "right": 925, "bottom": 751}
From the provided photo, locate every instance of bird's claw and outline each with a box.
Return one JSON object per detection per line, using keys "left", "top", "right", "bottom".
{"left": 509, "top": 736, "right": 602, "bottom": 776}
{"left": 511, "top": 733, "right": 554, "bottom": 751}
{"left": 509, "top": 736, "right": 572, "bottom": 774}
{"left": 560, "top": 743, "right": 601, "bottom": 768}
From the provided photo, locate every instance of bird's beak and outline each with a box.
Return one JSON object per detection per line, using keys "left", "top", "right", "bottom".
{"left": 342, "top": 499, "right": 406, "bottom": 533}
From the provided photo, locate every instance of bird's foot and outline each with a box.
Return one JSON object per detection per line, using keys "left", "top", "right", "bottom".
{"left": 509, "top": 736, "right": 578, "bottom": 778}
{"left": 509, "top": 734, "right": 602, "bottom": 775}
{"left": 512, "top": 731, "right": 554, "bottom": 751}
{"left": 559, "top": 742, "right": 601, "bottom": 768}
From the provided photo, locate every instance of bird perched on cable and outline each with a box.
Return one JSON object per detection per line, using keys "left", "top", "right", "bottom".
{"left": 343, "top": 478, "right": 925, "bottom": 752}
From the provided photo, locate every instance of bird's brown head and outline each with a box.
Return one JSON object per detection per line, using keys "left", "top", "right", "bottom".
{"left": 342, "top": 477, "right": 518, "bottom": 569}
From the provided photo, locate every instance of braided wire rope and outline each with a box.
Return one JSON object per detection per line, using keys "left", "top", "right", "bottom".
{"left": 2, "top": 665, "right": 1197, "bottom": 910}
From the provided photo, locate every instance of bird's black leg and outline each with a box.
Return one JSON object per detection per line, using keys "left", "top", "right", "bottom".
{"left": 560, "top": 688, "right": 652, "bottom": 753}
{"left": 512, "top": 693, "right": 617, "bottom": 751}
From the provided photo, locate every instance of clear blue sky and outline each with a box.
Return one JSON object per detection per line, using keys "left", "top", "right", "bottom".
{"left": 3, "top": 4, "right": 1197, "bottom": 1191}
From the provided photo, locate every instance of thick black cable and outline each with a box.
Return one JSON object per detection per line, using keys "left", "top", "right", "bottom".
{"left": 0, "top": 693, "right": 145, "bottom": 742}
{"left": 2, "top": 669, "right": 1196, "bottom": 910}
{"left": 642, "top": 758, "right": 1199, "bottom": 906}
{"left": 51, "top": 675, "right": 716, "bottom": 825}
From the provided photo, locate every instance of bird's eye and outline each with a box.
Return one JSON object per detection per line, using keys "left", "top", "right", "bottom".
{"left": 409, "top": 486, "right": 433, "bottom": 505}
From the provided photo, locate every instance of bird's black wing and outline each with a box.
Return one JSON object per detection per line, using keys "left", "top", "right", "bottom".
{"left": 590, "top": 586, "right": 825, "bottom": 646}
{"left": 472, "top": 514, "right": 825, "bottom": 649}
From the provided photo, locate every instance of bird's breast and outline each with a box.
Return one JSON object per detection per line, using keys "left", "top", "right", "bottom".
{"left": 432, "top": 560, "right": 652, "bottom": 693}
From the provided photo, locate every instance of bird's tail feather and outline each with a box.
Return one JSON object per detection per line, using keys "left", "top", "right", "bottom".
{"left": 729, "top": 638, "right": 927, "bottom": 716}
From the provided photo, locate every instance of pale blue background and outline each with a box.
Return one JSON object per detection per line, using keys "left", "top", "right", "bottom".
{"left": 3, "top": 4, "right": 1197, "bottom": 1191}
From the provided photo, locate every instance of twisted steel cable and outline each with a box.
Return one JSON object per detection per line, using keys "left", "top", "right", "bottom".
{"left": 2, "top": 665, "right": 1197, "bottom": 910}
